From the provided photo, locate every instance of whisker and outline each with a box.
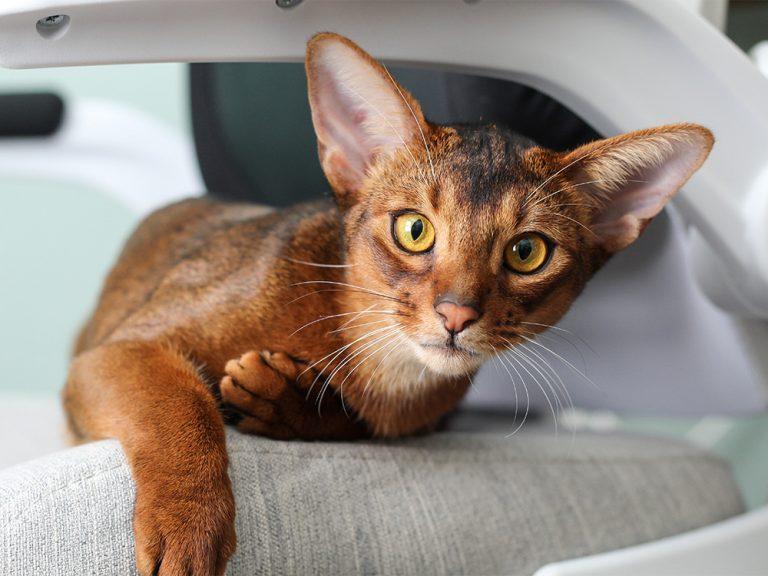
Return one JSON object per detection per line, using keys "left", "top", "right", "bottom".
{"left": 289, "top": 309, "right": 395, "bottom": 338}
{"left": 316, "top": 325, "right": 401, "bottom": 415}
{"left": 343, "top": 83, "right": 426, "bottom": 180}
{"left": 286, "top": 288, "right": 350, "bottom": 306}
{"left": 283, "top": 257, "right": 354, "bottom": 268}
{"left": 522, "top": 149, "right": 599, "bottom": 208}
{"left": 519, "top": 341, "right": 574, "bottom": 417}
{"left": 362, "top": 334, "right": 409, "bottom": 402}
{"left": 290, "top": 280, "right": 405, "bottom": 304}
{"left": 301, "top": 323, "right": 399, "bottom": 397}
{"left": 526, "top": 177, "right": 645, "bottom": 210}
{"left": 497, "top": 352, "right": 531, "bottom": 438}
{"left": 520, "top": 342, "right": 577, "bottom": 446}
{"left": 329, "top": 317, "right": 394, "bottom": 334}
{"left": 518, "top": 327, "right": 588, "bottom": 375}
{"left": 518, "top": 321, "right": 597, "bottom": 355}
{"left": 382, "top": 64, "right": 437, "bottom": 183}
{"left": 499, "top": 351, "right": 533, "bottom": 438}
{"left": 492, "top": 354, "right": 519, "bottom": 426}
{"left": 504, "top": 344, "right": 559, "bottom": 436}
{"left": 547, "top": 212, "right": 599, "bottom": 237}
{"left": 337, "top": 329, "right": 405, "bottom": 414}
{"left": 518, "top": 333, "right": 600, "bottom": 390}
{"left": 336, "top": 303, "right": 378, "bottom": 330}
{"left": 513, "top": 344, "right": 565, "bottom": 416}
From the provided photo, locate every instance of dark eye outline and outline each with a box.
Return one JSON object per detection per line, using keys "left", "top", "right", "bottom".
{"left": 390, "top": 210, "right": 436, "bottom": 255}
{"left": 503, "top": 232, "right": 555, "bottom": 275}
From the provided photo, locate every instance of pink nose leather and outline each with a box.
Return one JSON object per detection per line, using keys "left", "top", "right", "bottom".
{"left": 435, "top": 301, "right": 479, "bottom": 334}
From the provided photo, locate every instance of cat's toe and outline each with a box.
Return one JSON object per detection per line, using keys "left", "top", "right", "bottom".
{"left": 220, "top": 375, "right": 277, "bottom": 421}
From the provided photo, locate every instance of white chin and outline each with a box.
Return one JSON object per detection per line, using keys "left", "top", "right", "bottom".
{"left": 415, "top": 345, "right": 483, "bottom": 376}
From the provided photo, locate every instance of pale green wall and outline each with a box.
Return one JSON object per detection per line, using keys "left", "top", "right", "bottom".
{"left": 0, "top": 64, "right": 188, "bottom": 396}
{"left": 0, "top": 63, "right": 188, "bottom": 132}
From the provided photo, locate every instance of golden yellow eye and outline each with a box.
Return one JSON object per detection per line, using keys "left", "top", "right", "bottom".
{"left": 393, "top": 212, "right": 436, "bottom": 253}
{"left": 504, "top": 233, "right": 550, "bottom": 274}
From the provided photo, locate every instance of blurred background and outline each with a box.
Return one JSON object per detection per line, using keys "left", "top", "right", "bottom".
{"left": 0, "top": 63, "right": 190, "bottom": 396}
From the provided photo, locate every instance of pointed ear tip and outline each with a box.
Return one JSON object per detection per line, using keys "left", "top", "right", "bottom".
{"left": 306, "top": 32, "right": 361, "bottom": 58}
{"left": 668, "top": 123, "right": 715, "bottom": 151}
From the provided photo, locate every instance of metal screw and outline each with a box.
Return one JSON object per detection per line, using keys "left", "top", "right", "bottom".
{"left": 276, "top": 0, "right": 304, "bottom": 9}
{"left": 38, "top": 15, "right": 66, "bottom": 28}
{"left": 36, "top": 14, "right": 71, "bottom": 39}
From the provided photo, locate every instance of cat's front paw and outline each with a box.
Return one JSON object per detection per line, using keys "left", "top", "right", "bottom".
{"left": 220, "top": 350, "right": 316, "bottom": 439}
{"left": 133, "top": 467, "right": 236, "bottom": 576}
{"left": 220, "top": 350, "right": 366, "bottom": 440}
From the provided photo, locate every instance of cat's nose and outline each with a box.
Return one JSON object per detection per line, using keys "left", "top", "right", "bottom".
{"left": 434, "top": 300, "right": 480, "bottom": 335}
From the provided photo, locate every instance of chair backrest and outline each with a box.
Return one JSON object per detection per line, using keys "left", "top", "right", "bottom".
{"left": 186, "top": 63, "right": 767, "bottom": 415}
{"left": 189, "top": 62, "right": 598, "bottom": 204}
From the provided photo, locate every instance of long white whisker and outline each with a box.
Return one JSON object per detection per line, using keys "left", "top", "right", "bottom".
{"left": 493, "top": 354, "right": 519, "bottom": 426}
{"left": 289, "top": 309, "right": 394, "bottom": 338}
{"left": 362, "top": 334, "right": 409, "bottom": 402}
{"left": 301, "top": 323, "right": 399, "bottom": 396}
{"left": 519, "top": 342, "right": 574, "bottom": 417}
{"left": 518, "top": 333, "right": 599, "bottom": 390}
{"left": 290, "top": 280, "right": 402, "bottom": 303}
{"left": 497, "top": 351, "right": 530, "bottom": 438}
{"left": 518, "top": 321, "right": 598, "bottom": 355}
{"left": 382, "top": 64, "right": 437, "bottom": 183}
{"left": 549, "top": 212, "right": 598, "bottom": 237}
{"left": 499, "top": 351, "right": 532, "bottom": 438}
{"left": 329, "top": 317, "right": 393, "bottom": 335}
{"left": 526, "top": 178, "right": 646, "bottom": 211}
{"left": 337, "top": 329, "right": 404, "bottom": 414}
{"left": 283, "top": 257, "right": 354, "bottom": 268}
{"left": 513, "top": 344, "right": 564, "bottom": 417}
{"left": 336, "top": 303, "right": 378, "bottom": 330}
{"left": 317, "top": 326, "right": 401, "bottom": 415}
{"left": 522, "top": 149, "right": 598, "bottom": 208}
{"left": 505, "top": 345, "right": 558, "bottom": 436}
{"left": 286, "top": 288, "right": 351, "bottom": 306}
{"left": 343, "top": 83, "right": 426, "bottom": 180}
{"left": 518, "top": 328, "right": 588, "bottom": 374}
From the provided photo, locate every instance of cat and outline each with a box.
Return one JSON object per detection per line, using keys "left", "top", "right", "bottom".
{"left": 63, "top": 32, "right": 713, "bottom": 576}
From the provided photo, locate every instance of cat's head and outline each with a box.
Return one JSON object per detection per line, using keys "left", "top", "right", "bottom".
{"left": 306, "top": 32, "right": 713, "bottom": 378}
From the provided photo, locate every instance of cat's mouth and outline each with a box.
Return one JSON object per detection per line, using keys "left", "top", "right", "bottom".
{"left": 420, "top": 341, "right": 481, "bottom": 358}
{"left": 415, "top": 339, "right": 484, "bottom": 376}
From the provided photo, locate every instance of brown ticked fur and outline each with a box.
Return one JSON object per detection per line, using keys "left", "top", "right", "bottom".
{"left": 63, "top": 33, "right": 713, "bottom": 575}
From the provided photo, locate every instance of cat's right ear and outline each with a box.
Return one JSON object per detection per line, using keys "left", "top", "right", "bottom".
{"left": 306, "top": 33, "right": 429, "bottom": 209}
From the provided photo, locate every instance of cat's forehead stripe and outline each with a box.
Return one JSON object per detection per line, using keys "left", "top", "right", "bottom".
{"left": 447, "top": 125, "right": 536, "bottom": 209}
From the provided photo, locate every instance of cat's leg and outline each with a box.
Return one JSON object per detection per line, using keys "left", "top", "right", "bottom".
{"left": 63, "top": 341, "right": 236, "bottom": 576}
{"left": 220, "top": 350, "right": 367, "bottom": 440}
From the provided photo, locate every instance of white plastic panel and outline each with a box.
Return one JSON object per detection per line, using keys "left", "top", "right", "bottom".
{"left": 0, "top": 99, "right": 203, "bottom": 214}
{"left": 534, "top": 506, "right": 768, "bottom": 576}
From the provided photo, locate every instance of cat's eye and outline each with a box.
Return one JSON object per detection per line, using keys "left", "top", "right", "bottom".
{"left": 393, "top": 212, "right": 435, "bottom": 253}
{"left": 504, "top": 233, "right": 551, "bottom": 274}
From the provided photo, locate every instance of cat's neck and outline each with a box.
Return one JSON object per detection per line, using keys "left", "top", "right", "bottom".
{"left": 331, "top": 288, "right": 472, "bottom": 437}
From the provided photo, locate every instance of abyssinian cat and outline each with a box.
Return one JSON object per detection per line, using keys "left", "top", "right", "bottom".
{"left": 64, "top": 32, "right": 713, "bottom": 576}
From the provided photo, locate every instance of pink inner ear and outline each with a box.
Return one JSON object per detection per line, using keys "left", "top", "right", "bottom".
{"left": 308, "top": 38, "right": 425, "bottom": 196}
{"left": 314, "top": 70, "right": 373, "bottom": 180}
{"left": 589, "top": 136, "right": 708, "bottom": 252}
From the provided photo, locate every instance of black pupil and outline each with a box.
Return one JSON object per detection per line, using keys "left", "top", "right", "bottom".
{"left": 517, "top": 238, "right": 533, "bottom": 261}
{"left": 410, "top": 218, "right": 424, "bottom": 241}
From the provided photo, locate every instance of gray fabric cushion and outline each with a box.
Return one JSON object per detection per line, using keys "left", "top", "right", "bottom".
{"left": 0, "top": 420, "right": 744, "bottom": 576}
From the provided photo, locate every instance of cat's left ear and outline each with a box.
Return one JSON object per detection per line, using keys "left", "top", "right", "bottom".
{"left": 306, "top": 32, "right": 429, "bottom": 209}
{"left": 562, "top": 123, "right": 714, "bottom": 252}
